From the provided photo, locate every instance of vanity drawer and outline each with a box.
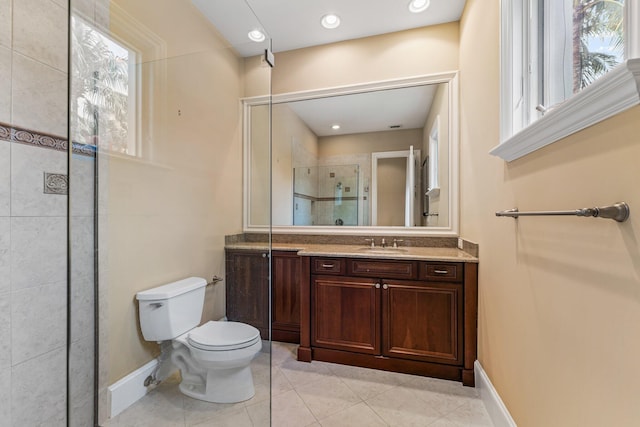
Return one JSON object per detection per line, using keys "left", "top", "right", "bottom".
{"left": 312, "top": 258, "right": 346, "bottom": 275}
{"left": 349, "top": 259, "right": 417, "bottom": 279}
{"left": 419, "top": 262, "right": 463, "bottom": 283}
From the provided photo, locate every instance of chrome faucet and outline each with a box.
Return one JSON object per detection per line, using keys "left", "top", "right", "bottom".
{"left": 364, "top": 238, "right": 375, "bottom": 248}
{"left": 392, "top": 238, "right": 404, "bottom": 248}
{"left": 380, "top": 238, "right": 387, "bottom": 248}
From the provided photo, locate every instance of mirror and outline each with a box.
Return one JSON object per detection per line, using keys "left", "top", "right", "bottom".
{"left": 243, "top": 73, "right": 459, "bottom": 235}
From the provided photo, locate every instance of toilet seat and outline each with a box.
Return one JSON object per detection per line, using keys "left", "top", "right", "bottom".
{"left": 187, "top": 321, "right": 260, "bottom": 351}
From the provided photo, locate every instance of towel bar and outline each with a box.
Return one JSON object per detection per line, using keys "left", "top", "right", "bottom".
{"left": 496, "top": 202, "right": 629, "bottom": 222}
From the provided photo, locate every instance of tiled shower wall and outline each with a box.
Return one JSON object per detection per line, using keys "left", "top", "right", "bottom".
{"left": 0, "top": 0, "right": 103, "bottom": 425}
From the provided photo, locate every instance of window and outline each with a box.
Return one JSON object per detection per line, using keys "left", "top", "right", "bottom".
{"left": 71, "top": 17, "right": 140, "bottom": 156}
{"left": 427, "top": 116, "right": 440, "bottom": 194}
{"left": 494, "top": 0, "right": 640, "bottom": 161}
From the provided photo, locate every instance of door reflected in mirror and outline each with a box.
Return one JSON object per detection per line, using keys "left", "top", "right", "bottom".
{"left": 243, "top": 73, "right": 459, "bottom": 234}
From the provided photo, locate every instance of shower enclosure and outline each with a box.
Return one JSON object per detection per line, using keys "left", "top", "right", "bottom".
{"left": 1, "top": 0, "right": 272, "bottom": 425}
{"left": 293, "top": 165, "right": 361, "bottom": 226}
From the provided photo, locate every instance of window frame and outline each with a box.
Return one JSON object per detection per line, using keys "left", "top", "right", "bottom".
{"left": 494, "top": 0, "right": 640, "bottom": 162}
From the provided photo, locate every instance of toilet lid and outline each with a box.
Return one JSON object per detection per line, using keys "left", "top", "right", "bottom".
{"left": 188, "top": 321, "right": 260, "bottom": 351}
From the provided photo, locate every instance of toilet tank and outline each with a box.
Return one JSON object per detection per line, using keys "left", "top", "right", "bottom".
{"left": 136, "top": 277, "right": 207, "bottom": 342}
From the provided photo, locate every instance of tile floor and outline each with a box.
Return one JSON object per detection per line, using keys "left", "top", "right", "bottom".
{"left": 104, "top": 342, "right": 493, "bottom": 427}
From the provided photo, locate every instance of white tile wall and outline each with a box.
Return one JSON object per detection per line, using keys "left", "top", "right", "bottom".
{"left": 11, "top": 281, "right": 67, "bottom": 365}
{"left": 70, "top": 153, "right": 96, "bottom": 216}
{"left": 70, "top": 395, "right": 95, "bottom": 427}
{"left": 10, "top": 216, "right": 67, "bottom": 291}
{"left": 0, "top": 217, "right": 9, "bottom": 295}
{"left": 0, "top": 46, "right": 10, "bottom": 124}
{"left": 0, "top": 293, "right": 10, "bottom": 369}
{"left": 11, "top": 142, "right": 68, "bottom": 216}
{"left": 0, "top": 141, "right": 9, "bottom": 217}
{"left": 1, "top": 0, "right": 99, "bottom": 425}
{"left": 70, "top": 215, "right": 94, "bottom": 278}
{"left": 70, "top": 274, "right": 95, "bottom": 343}
{"left": 50, "top": 0, "right": 69, "bottom": 11}
{"left": 13, "top": 0, "right": 67, "bottom": 72}
{"left": 0, "top": 0, "right": 10, "bottom": 49}
{"left": 69, "top": 335, "right": 94, "bottom": 400}
{"left": 11, "top": 52, "right": 67, "bottom": 137}
{"left": 11, "top": 347, "right": 66, "bottom": 426}
{"left": 0, "top": 367, "right": 10, "bottom": 427}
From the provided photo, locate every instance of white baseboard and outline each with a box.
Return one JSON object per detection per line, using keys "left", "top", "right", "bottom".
{"left": 108, "top": 359, "right": 158, "bottom": 418}
{"left": 475, "top": 360, "right": 517, "bottom": 427}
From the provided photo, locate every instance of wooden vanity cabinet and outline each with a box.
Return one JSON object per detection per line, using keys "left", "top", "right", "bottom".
{"left": 225, "top": 249, "right": 302, "bottom": 343}
{"left": 312, "top": 275, "right": 381, "bottom": 355}
{"left": 271, "top": 251, "right": 301, "bottom": 343}
{"left": 382, "top": 279, "right": 463, "bottom": 365}
{"left": 225, "top": 249, "right": 270, "bottom": 339}
{"left": 300, "top": 256, "right": 478, "bottom": 386}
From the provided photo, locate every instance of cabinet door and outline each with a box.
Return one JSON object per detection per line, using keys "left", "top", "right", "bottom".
{"left": 312, "top": 276, "right": 380, "bottom": 355}
{"left": 272, "top": 251, "right": 301, "bottom": 342}
{"left": 382, "top": 280, "right": 463, "bottom": 365}
{"left": 225, "top": 250, "right": 269, "bottom": 338}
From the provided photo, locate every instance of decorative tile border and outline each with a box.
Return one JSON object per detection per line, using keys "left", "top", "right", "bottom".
{"left": 0, "top": 121, "right": 96, "bottom": 157}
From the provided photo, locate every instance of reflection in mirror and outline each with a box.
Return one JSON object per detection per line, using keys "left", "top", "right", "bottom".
{"left": 244, "top": 74, "right": 459, "bottom": 234}
{"left": 294, "top": 165, "right": 360, "bottom": 226}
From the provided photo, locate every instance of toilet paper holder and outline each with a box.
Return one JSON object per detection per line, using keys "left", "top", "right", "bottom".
{"left": 208, "top": 275, "right": 223, "bottom": 286}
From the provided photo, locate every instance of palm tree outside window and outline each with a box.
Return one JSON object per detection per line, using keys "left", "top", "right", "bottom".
{"left": 71, "top": 17, "right": 139, "bottom": 156}
{"left": 541, "top": 0, "right": 624, "bottom": 112}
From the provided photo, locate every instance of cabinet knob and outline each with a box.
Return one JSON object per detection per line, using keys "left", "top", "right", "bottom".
{"left": 262, "top": 253, "right": 267, "bottom": 258}
{"left": 375, "top": 283, "right": 380, "bottom": 289}
{"left": 382, "top": 284, "right": 389, "bottom": 290}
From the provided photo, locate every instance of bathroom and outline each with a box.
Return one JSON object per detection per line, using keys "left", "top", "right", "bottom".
{"left": 1, "top": 0, "right": 639, "bottom": 426}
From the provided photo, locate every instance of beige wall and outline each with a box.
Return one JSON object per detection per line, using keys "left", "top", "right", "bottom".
{"left": 460, "top": 1, "right": 640, "bottom": 425}
{"left": 248, "top": 104, "right": 270, "bottom": 226}
{"left": 376, "top": 157, "right": 407, "bottom": 226}
{"left": 272, "top": 104, "right": 318, "bottom": 225}
{"left": 272, "top": 23, "right": 459, "bottom": 95}
{"left": 318, "top": 128, "right": 421, "bottom": 158}
{"left": 106, "top": 0, "right": 246, "bottom": 383}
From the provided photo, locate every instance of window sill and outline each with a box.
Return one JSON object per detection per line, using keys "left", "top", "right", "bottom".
{"left": 491, "top": 58, "right": 640, "bottom": 162}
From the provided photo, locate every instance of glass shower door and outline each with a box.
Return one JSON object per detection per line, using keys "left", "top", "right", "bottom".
{"left": 69, "top": 0, "right": 273, "bottom": 425}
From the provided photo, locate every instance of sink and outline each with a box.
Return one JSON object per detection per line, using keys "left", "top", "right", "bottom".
{"left": 358, "top": 247, "right": 408, "bottom": 254}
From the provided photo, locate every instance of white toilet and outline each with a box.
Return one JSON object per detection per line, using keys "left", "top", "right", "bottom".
{"left": 136, "top": 277, "right": 262, "bottom": 403}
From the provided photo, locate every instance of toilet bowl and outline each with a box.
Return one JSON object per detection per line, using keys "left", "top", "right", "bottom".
{"left": 136, "top": 277, "right": 262, "bottom": 403}
{"left": 171, "top": 320, "right": 262, "bottom": 403}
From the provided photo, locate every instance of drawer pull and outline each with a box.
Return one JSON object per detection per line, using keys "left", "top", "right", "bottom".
{"left": 434, "top": 269, "right": 449, "bottom": 274}
{"left": 321, "top": 263, "right": 335, "bottom": 268}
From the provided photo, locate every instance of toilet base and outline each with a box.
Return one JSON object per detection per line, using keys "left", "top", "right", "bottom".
{"left": 178, "top": 365, "right": 256, "bottom": 403}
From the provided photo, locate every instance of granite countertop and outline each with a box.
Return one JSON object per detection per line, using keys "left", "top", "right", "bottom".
{"left": 225, "top": 242, "right": 478, "bottom": 263}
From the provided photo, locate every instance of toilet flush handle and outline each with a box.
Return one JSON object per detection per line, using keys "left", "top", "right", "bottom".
{"left": 150, "top": 302, "right": 164, "bottom": 309}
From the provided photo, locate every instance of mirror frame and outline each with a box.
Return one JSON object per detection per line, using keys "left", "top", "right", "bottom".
{"left": 242, "top": 71, "right": 459, "bottom": 236}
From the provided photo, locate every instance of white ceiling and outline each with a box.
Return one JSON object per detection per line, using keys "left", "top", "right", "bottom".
{"left": 284, "top": 85, "right": 439, "bottom": 137}
{"left": 191, "top": 1, "right": 461, "bottom": 136}
{"left": 191, "top": 0, "right": 467, "bottom": 57}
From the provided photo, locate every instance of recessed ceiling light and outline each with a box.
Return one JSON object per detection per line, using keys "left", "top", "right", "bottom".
{"left": 321, "top": 14, "right": 341, "bottom": 29}
{"left": 331, "top": 124, "right": 341, "bottom": 130}
{"left": 248, "top": 29, "right": 266, "bottom": 43}
{"left": 408, "top": 0, "right": 430, "bottom": 13}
